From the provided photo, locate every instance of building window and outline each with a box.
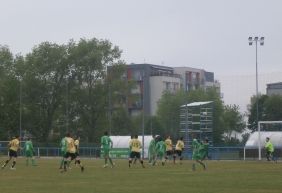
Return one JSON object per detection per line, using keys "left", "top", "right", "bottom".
{"left": 173, "top": 83, "right": 179, "bottom": 91}
{"left": 163, "top": 81, "right": 171, "bottom": 91}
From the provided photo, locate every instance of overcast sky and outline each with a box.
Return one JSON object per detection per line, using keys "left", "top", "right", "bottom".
{"left": 1, "top": 0, "right": 282, "bottom": 112}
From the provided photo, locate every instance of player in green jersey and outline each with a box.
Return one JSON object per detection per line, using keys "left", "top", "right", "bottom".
{"left": 59, "top": 135, "right": 67, "bottom": 169}
{"left": 24, "top": 138, "right": 36, "bottom": 166}
{"left": 192, "top": 138, "right": 208, "bottom": 171}
{"left": 101, "top": 131, "right": 114, "bottom": 168}
{"left": 148, "top": 135, "right": 156, "bottom": 164}
{"left": 153, "top": 136, "right": 166, "bottom": 166}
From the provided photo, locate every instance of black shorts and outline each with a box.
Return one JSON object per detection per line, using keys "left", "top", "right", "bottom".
{"left": 130, "top": 152, "right": 141, "bottom": 159}
{"left": 9, "top": 150, "right": 17, "bottom": 158}
{"left": 166, "top": 150, "right": 173, "bottom": 156}
{"left": 175, "top": 150, "right": 182, "bottom": 157}
{"left": 64, "top": 152, "right": 76, "bottom": 160}
{"left": 75, "top": 152, "right": 80, "bottom": 157}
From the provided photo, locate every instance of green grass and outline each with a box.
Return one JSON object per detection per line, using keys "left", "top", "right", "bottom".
{"left": 1, "top": 158, "right": 282, "bottom": 193}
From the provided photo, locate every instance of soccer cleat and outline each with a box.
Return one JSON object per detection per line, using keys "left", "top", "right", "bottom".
{"left": 103, "top": 164, "right": 108, "bottom": 168}
{"left": 10, "top": 167, "right": 16, "bottom": 170}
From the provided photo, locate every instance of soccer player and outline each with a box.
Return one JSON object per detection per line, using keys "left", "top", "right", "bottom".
{"left": 74, "top": 136, "right": 80, "bottom": 166}
{"left": 129, "top": 135, "right": 137, "bottom": 164}
{"left": 164, "top": 135, "right": 173, "bottom": 162}
{"left": 62, "top": 133, "right": 84, "bottom": 172}
{"left": 59, "top": 134, "right": 67, "bottom": 169}
{"left": 24, "top": 137, "right": 37, "bottom": 166}
{"left": 173, "top": 137, "right": 184, "bottom": 164}
{"left": 153, "top": 136, "right": 166, "bottom": 166}
{"left": 129, "top": 135, "right": 145, "bottom": 168}
{"left": 148, "top": 135, "right": 156, "bottom": 164}
{"left": 101, "top": 131, "right": 114, "bottom": 168}
{"left": 265, "top": 137, "right": 274, "bottom": 161}
{"left": 1, "top": 135, "right": 20, "bottom": 170}
{"left": 192, "top": 138, "right": 208, "bottom": 171}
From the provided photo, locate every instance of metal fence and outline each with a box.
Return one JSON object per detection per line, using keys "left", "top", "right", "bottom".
{"left": 0, "top": 146, "right": 280, "bottom": 160}
{"left": 0, "top": 147, "right": 101, "bottom": 158}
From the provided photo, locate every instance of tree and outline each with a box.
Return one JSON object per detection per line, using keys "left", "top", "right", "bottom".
{"left": 0, "top": 39, "right": 128, "bottom": 142}
{"left": 222, "top": 104, "right": 246, "bottom": 143}
{"left": 247, "top": 94, "right": 268, "bottom": 131}
{"left": 248, "top": 94, "right": 282, "bottom": 132}
{"left": 0, "top": 46, "right": 20, "bottom": 138}
{"left": 156, "top": 90, "right": 186, "bottom": 140}
{"left": 66, "top": 38, "right": 124, "bottom": 142}
{"left": 23, "top": 42, "right": 69, "bottom": 141}
{"left": 263, "top": 95, "right": 282, "bottom": 121}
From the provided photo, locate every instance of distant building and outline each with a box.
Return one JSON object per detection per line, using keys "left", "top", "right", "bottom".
{"left": 173, "top": 67, "right": 220, "bottom": 94}
{"left": 125, "top": 64, "right": 220, "bottom": 116}
{"left": 266, "top": 82, "right": 282, "bottom": 96}
{"left": 127, "top": 63, "right": 181, "bottom": 116}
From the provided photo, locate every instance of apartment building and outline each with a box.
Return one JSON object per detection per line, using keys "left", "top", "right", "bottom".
{"left": 173, "top": 66, "right": 220, "bottom": 94}
{"left": 127, "top": 63, "right": 181, "bottom": 116}
{"left": 267, "top": 82, "right": 282, "bottom": 96}
{"left": 126, "top": 64, "right": 220, "bottom": 116}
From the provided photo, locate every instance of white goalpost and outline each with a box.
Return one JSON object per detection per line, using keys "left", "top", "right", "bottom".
{"left": 257, "top": 121, "right": 282, "bottom": 160}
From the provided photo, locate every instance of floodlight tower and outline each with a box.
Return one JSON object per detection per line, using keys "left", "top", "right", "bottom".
{"left": 248, "top": 36, "right": 264, "bottom": 160}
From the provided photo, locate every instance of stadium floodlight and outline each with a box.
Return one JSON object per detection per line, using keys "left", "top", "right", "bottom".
{"left": 248, "top": 36, "right": 265, "bottom": 136}
{"left": 248, "top": 37, "right": 253, "bottom": 45}
{"left": 260, "top": 37, "right": 264, "bottom": 46}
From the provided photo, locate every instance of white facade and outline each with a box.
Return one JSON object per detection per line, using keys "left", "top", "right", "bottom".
{"left": 149, "top": 75, "right": 181, "bottom": 115}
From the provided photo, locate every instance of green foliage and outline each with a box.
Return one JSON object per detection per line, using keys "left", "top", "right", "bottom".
{"left": 0, "top": 39, "right": 125, "bottom": 143}
{"left": 222, "top": 104, "right": 246, "bottom": 143}
{"left": 248, "top": 94, "right": 282, "bottom": 132}
{"left": 0, "top": 46, "right": 20, "bottom": 138}
{"left": 156, "top": 90, "right": 186, "bottom": 140}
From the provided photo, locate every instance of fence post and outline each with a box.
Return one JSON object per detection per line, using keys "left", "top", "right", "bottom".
{"left": 37, "top": 147, "right": 40, "bottom": 158}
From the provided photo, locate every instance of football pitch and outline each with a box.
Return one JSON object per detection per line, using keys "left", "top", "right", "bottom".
{"left": 0, "top": 158, "right": 282, "bottom": 193}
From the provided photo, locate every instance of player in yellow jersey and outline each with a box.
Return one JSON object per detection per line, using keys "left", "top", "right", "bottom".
{"left": 164, "top": 135, "right": 173, "bottom": 162}
{"left": 129, "top": 135, "right": 145, "bottom": 168}
{"left": 74, "top": 136, "right": 80, "bottom": 166}
{"left": 173, "top": 137, "right": 184, "bottom": 164}
{"left": 1, "top": 135, "right": 20, "bottom": 170}
{"left": 61, "top": 133, "right": 84, "bottom": 173}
